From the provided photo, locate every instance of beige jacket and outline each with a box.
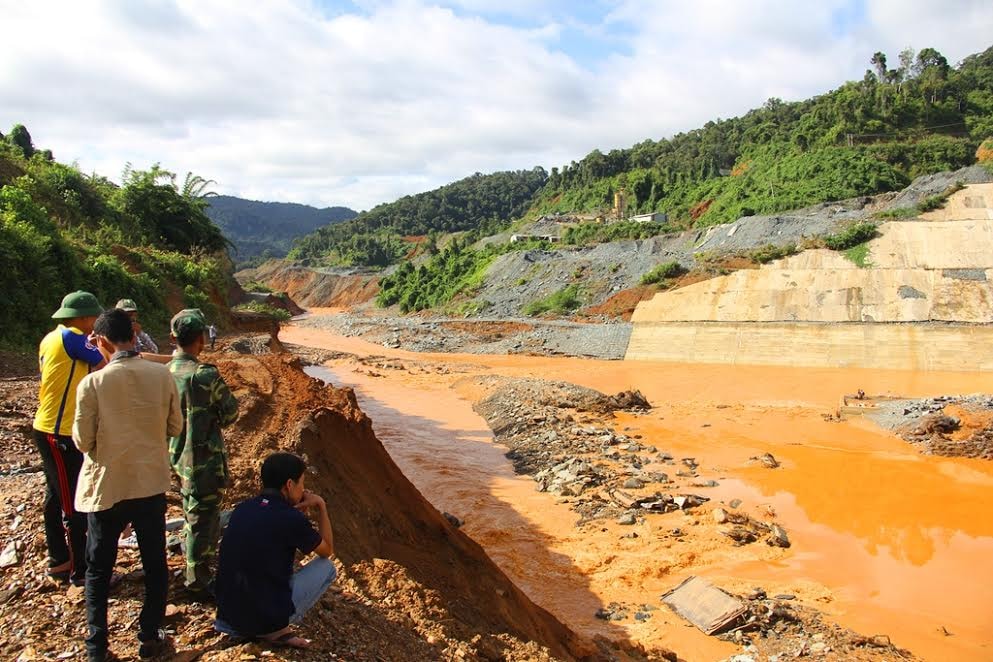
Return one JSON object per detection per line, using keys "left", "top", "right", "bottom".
{"left": 73, "top": 355, "right": 182, "bottom": 512}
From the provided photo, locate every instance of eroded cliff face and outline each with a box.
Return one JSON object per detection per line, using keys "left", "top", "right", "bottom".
{"left": 242, "top": 261, "right": 380, "bottom": 308}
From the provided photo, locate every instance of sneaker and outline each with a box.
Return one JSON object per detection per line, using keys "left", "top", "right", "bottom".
{"left": 137, "top": 630, "right": 168, "bottom": 659}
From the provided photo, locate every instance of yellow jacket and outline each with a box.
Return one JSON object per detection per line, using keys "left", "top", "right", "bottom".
{"left": 72, "top": 354, "right": 183, "bottom": 512}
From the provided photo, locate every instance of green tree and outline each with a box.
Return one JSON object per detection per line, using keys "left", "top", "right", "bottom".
{"left": 7, "top": 124, "right": 35, "bottom": 157}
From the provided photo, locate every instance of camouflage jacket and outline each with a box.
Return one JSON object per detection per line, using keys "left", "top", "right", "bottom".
{"left": 168, "top": 352, "right": 238, "bottom": 496}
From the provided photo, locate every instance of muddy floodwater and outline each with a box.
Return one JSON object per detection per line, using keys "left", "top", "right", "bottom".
{"left": 285, "top": 324, "right": 993, "bottom": 661}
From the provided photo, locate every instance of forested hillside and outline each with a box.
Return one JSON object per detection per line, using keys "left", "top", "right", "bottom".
{"left": 0, "top": 124, "right": 235, "bottom": 348}
{"left": 290, "top": 168, "right": 548, "bottom": 266}
{"left": 206, "top": 195, "right": 356, "bottom": 265}
{"left": 534, "top": 45, "right": 993, "bottom": 226}
{"left": 290, "top": 46, "right": 991, "bottom": 270}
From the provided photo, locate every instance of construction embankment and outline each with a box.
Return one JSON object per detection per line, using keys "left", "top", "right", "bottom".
{"left": 627, "top": 183, "right": 993, "bottom": 370}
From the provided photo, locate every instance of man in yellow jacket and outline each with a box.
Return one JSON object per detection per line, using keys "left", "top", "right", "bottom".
{"left": 32, "top": 291, "right": 109, "bottom": 586}
{"left": 73, "top": 308, "right": 182, "bottom": 662}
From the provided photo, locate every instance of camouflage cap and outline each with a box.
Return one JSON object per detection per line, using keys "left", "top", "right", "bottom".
{"left": 115, "top": 298, "right": 138, "bottom": 312}
{"left": 52, "top": 291, "right": 103, "bottom": 319}
{"left": 170, "top": 308, "right": 207, "bottom": 337}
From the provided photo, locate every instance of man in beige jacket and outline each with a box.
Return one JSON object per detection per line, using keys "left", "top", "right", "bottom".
{"left": 73, "top": 308, "right": 182, "bottom": 662}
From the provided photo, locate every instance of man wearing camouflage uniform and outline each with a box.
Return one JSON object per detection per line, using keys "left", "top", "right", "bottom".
{"left": 167, "top": 309, "right": 238, "bottom": 601}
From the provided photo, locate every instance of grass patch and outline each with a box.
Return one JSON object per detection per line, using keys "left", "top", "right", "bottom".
{"left": 874, "top": 206, "right": 918, "bottom": 219}
{"left": 524, "top": 284, "right": 582, "bottom": 316}
{"left": 916, "top": 181, "right": 965, "bottom": 213}
{"left": 843, "top": 242, "right": 872, "bottom": 268}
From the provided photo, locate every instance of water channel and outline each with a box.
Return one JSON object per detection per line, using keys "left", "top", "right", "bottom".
{"left": 286, "top": 324, "right": 993, "bottom": 661}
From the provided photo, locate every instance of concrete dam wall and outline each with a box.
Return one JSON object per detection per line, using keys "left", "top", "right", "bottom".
{"left": 626, "top": 184, "right": 993, "bottom": 371}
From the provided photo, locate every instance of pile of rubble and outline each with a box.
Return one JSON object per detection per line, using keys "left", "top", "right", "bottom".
{"left": 716, "top": 587, "right": 915, "bottom": 660}
{"left": 469, "top": 376, "right": 792, "bottom": 548}
{"left": 868, "top": 395, "right": 993, "bottom": 460}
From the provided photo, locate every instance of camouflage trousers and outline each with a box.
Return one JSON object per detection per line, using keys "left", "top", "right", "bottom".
{"left": 181, "top": 490, "right": 222, "bottom": 591}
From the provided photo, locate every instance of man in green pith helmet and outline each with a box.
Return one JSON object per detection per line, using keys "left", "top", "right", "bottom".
{"left": 33, "top": 291, "right": 110, "bottom": 586}
{"left": 167, "top": 308, "right": 239, "bottom": 601}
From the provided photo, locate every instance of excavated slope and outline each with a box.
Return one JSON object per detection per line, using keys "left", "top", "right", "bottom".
{"left": 245, "top": 262, "right": 379, "bottom": 308}
{"left": 215, "top": 353, "right": 613, "bottom": 661}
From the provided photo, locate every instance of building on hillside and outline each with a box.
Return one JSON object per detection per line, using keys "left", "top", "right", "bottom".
{"left": 510, "top": 232, "right": 561, "bottom": 243}
{"left": 630, "top": 212, "right": 668, "bottom": 224}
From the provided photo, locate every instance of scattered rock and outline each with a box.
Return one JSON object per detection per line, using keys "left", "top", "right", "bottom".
{"left": 767, "top": 525, "right": 791, "bottom": 548}
{"left": 0, "top": 541, "right": 19, "bottom": 568}
{"left": 749, "top": 452, "right": 780, "bottom": 469}
{"left": 443, "top": 512, "right": 463, "bottom": 528}
{"left": 617, "top": 513, "right": 637, "bottom": 526}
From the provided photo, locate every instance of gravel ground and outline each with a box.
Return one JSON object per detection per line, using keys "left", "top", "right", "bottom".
{"left": 295, "top": 312, "right": 633, "bottom": 360}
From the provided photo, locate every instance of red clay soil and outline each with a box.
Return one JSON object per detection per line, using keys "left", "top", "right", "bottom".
{"left": 439, "top": 320, "right": 535, "bottom": 339}
{"left": 582, "top": 285, "right": 658, "bottom": 321}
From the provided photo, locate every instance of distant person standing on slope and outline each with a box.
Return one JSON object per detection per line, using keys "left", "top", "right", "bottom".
{"left": 168, "top": 309, "right": 238, "bottom": 601}
{"left": 114, "top": 299, "right": 158, "bottom": 353}
{"left": 208, "top": 323, "right": 217, "bottom": 350}
{"left": 32, "top": 291, "right": 109, "bottom": 586}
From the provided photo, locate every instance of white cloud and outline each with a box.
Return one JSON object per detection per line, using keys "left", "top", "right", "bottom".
{"left": 0, "top": 0, "right": 990, "bottom": 210}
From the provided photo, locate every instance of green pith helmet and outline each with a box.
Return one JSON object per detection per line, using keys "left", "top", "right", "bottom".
{"left": 171, "top": 308, "right": 207, "bottom": 337}
{"left": 52, "top": 291, "right": 104, "bottom": 320}
{"left": 115, "top": 298, "right": 138, "bottom": 312}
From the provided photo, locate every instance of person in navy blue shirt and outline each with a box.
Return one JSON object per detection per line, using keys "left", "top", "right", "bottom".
{"left": 215, "top": 453, "right": 335, "bottom": 649}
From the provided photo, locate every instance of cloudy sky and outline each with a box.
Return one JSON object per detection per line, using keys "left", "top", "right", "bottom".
{"left": 1, "top": 1, "right": 991, "bottom": 211}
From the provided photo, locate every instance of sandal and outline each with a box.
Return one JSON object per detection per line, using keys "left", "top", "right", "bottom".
{"left": 263, "top": 631, "right": 310, "bottom": 649}
{"left": 47, "top": 561, "right": 72, "bottom": 583}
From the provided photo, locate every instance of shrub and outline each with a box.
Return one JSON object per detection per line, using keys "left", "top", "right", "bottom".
{"left": 523, "top": 285, "right": 582, "bottom": 316}
{"left": 242, "top": 280, "right": 273, "bottom": 293}
{"left": 823, "top": 222, "right": 878, "bottom": 250}
{"left": 233, "top": 301, "right": 291, "bottom": 321}
{"left": 640, "top": 260, "right": 686, "bottom": 285}
{"left": 748, "top": 243, "right": 797, "bottom": 264}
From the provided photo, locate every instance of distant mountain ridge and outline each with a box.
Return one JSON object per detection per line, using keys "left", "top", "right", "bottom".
{"left": 206, "top": 195, "right": 357, "bottom": 263}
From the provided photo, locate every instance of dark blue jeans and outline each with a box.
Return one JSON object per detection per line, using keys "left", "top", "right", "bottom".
{"left": 84, "top": 493, "right": 168, "bottom": 660}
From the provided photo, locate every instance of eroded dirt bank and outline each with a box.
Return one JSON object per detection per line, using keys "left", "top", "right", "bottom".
{"left": 281, "top": 324, "right": 993, "bottom": 662}
{"left": 1, "top": 347, "right": 669, "bottom": 661}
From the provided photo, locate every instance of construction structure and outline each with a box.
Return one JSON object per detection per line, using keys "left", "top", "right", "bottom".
{"left": 625, "top": 184, "right": 993, "bottom": 371}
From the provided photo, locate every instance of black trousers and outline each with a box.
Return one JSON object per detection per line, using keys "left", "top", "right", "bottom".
{"left": 32, "top": 429, "right": 87, "bottom": 584}
{"left": 85, "top": 493, "right": 168, "bottom": 659}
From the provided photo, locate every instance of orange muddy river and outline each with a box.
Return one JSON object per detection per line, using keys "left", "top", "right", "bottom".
{"left": 284, "top": 323, "right": 993, "bottom": 661}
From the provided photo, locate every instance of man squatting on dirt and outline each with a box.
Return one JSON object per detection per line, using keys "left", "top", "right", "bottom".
{"left": 214, "top": 452, "right": 337, "bottom": 649}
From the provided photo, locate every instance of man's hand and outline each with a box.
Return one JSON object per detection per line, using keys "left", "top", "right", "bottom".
{"left": 295, "top": 490, "right": 326, "bottom": 513}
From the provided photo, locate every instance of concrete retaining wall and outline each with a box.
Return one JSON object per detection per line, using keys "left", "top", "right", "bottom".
{"left": 624, "top": 322, "right": 993, "bottom": 372}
